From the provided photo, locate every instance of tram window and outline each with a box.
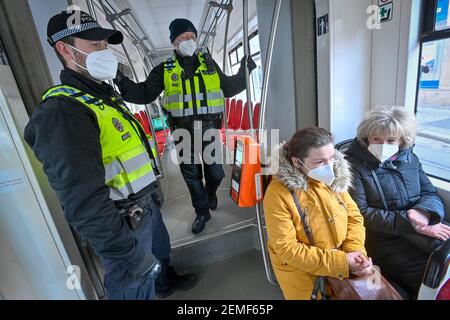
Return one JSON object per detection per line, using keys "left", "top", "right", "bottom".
{"left": 415, "top": 0, "right": 450, "bottom": 182}
{"left": 228, "top": 31, "right": 263, "bottom": 103}
{"left": 249, "top": 34, "right": 259, "bottom": 55}
{"left": 251, "top": 55, "right": 263, "bottom": 103}
{"left": 237, "top": 45, "right": 244, "bottom": 61}
{"left": 229, "top": 50, "right": 239, "bottom": 67}
{"left": 436, "top": 0, "right": 450, "bottom": 30}
{"left": 229, "top": 43, "right": 243, "bottom": 80}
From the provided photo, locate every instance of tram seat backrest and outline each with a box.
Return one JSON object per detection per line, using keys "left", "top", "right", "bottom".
{"left": 253, "top": 103, "right": 261, "bottom": 130}
{"left": 223, "top": 99, "right": 230, "bottom": 128}
{"left": 140, "top": 111, "right": 152, "bottom": 135}
{"left": 134, "top": 112, "right": 144, "bottom": 128}
{"left": 227, "top": 98, "right": 236, "bottom": 127}
{"left": 225, "top": 98, "right": 230, "bottom": 118}
{"left": 230, "top": 100, "right": 243, "bottom": 130}
{"left": 241, "top": 102, "right": 253, "bottom": 131}
{"left": 335, "top": 139, "right": 353, "bottom": 154}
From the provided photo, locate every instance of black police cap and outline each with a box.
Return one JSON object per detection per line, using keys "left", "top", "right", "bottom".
{"left": 47, "top": 10, "right": 123, "bottom": 46}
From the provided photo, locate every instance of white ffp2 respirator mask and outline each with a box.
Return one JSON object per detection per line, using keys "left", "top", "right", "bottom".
{"left": 69, "top": 45, "right": 119, "bottom": 81}
{"left": 177, "top": 39, "right": 197, "bottom": 57}
{"left": 298, "top": 159, "right": 336, "bottom": 186}
{"left": 368, "top": 144, "right": 399, "bottom": 163}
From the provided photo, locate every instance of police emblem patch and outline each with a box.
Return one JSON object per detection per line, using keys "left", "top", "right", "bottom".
{"left": 171, "top": 73, "right": 179, "bottom": 82}
{"left": 112, "top": 118, "right": 124, "bottom": 132}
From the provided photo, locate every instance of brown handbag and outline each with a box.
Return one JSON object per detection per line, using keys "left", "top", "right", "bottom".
{"left": 290, "top": 191, "right": 403, "bottom": 300}
{"left": 326, "top": 270, "right": 403, "bottom": 300}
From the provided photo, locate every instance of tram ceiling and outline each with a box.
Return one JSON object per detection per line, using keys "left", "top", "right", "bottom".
{"left": 118, "top": 0, "right": 206, "bottom": 52}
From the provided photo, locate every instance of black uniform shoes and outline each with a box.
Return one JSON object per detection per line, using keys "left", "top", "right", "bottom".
{"left": 157, "top": 273, "right": 199, "bottom": 299}
{"left": 191, "top": 193, "right": 218, "bottom": 234}
{"left": 191, "top": 214, "right": 211, "bottom": 234}
{"left": 208, "top": 192, "right": 218, "bottom": 211}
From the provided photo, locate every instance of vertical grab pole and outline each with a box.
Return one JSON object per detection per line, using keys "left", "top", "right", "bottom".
{"left": 258, "top": 0, "right": 282, "bottom": 140}
{"left": 98, "top": 1, "right": 138, "bottom": 80}
{"left": 134, "top": 42, "right": 170, "bottom": 148}
{"left": 222, "top": 1, "right": 232, "bottom": 152}
{"left": 135, "top": 45, "right": 169, "bottom": 165}
{"left": 210, "top": 17, "right": 218, "bottom": 54}
{"left": 255, "top": 0, "right": 283, "bottom": 286}
{"left": 86, "top": 0, "right": 97, "bottom": 20}
{"left": 242, "top": 0, "right": 254, "bottom": 137}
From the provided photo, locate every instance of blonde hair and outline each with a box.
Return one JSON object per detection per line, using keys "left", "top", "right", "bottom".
{"left": 357, "top": 106, "right": 417, "bottom": 149}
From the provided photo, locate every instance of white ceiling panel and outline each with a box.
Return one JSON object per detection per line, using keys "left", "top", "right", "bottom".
{"left": 120, "top": 0, "right": 207, "bottom": 50}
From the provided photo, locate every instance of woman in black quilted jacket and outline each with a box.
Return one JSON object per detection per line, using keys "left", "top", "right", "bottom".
{"left": 346, "top": 106, "right": 449, "bottom": 299}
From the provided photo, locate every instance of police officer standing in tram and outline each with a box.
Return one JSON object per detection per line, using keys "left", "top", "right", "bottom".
{"left": 115, "top": 18, "right": 256, "bottom": 234}
{"left": 24, "top": 10, "right": 197, "bottom": 300}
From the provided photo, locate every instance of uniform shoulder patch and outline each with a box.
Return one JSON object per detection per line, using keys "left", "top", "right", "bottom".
{"left": 112, "top": 118, "right": 124, "bottom": 132}
{"left": 171, "top": 73, "right": 179, "bottom": 82}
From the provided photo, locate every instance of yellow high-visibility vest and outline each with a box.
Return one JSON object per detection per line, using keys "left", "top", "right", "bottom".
{"left": 162, "top": 53, "right": 225, "bottom": 117}
{"left": 42, "top": 85, "right": 157, "bottom": 201}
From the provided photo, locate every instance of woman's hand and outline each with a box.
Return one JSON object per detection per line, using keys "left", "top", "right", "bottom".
{"left": 352, "top": 258, "right": 374, "bottom": 276}
{"left": 346, "top": 251, "right": 372, "bottom": 273}
{"left": 407, "top": 209, "right": 430, "bottom": 229}
{"left": 415, "top": 223, "right": 450, "bottom": 241}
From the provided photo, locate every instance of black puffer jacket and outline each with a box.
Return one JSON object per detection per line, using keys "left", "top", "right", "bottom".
{"left": 345, "top": 139, "right": 445, "bottom": 250}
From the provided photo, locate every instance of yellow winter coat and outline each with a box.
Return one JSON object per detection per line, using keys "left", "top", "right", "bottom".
{"left": 263, "top": 144, "right": 367, "bottom": 300}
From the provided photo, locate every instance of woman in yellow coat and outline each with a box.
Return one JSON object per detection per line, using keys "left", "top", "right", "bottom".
{"left": 264, "top": 127, "right": 372, "bottom": 300}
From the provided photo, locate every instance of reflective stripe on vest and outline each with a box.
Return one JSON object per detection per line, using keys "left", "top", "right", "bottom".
{"left": 163, "top": 54, "right": 225, "bottom": 117}
{"left": 42, "top": 85, "right": 156, "bottom": 201}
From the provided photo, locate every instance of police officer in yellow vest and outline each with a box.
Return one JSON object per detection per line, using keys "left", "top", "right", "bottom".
{"left": 24, "top": 11, "right": 197, "bottom": 300}
{"left": 115, "top": 18, "right": 256, "bottom": 234}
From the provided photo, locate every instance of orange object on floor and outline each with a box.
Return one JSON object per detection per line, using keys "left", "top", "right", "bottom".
{"left": 230, "top": 135, "right": 264, "bottom": 207}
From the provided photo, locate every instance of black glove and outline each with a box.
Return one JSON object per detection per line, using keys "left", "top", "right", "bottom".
{"left": 115, "top": 63, "right": 129, "bottom": 82}
{"left": 145, "top": 260, "right": 162, "bottom": 280}
{"left": 240, "top": 55, "right": 257, "bottom": 74}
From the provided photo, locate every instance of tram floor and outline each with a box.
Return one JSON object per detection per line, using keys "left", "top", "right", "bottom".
{"left": 158, "top": 146, "right": 283, "bottom": 300}
{"left": 165, "top": 249, "right": 284, "bottom": 300}
{"left": 160, "top": 147, "right": 256, "bottom": 248}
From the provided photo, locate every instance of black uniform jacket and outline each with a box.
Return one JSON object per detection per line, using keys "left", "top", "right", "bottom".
{"left": 25, "top": 68, "right": 157, "bottom": 278}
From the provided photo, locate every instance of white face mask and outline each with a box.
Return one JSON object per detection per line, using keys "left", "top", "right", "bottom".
{"left": 298, "top": 159, "right": 336, "bottom": 186}
{"left": 368, "top": 144, "right": 399, "bottom": 163}
{"left": 177, "top": 39, "right": 197, "bottom": 57}
{"left": 68, "top": 45, "right": 118, "bottom": 81}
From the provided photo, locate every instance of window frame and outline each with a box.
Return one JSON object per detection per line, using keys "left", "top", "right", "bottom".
{"left": 228, "top": 30, "right": 261, "bottom": 71}
{"left": 414, "top": 0, "right": 450, "bottom": 182}
{"left": 227, "top": 31, "right": 263, "bottom": 102}
{"left": 421, "top": 0, "right": 450, "bottom": 42}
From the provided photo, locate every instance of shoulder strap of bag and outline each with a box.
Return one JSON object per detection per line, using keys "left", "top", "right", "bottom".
{"left": 290, "top": 190, "right": 315, "bottom": 245}
{"left": 290, "top": 190, "right": 328, "bottom": 300}
{"left": 366, "top": 163, "right": 388, "bottom": 211}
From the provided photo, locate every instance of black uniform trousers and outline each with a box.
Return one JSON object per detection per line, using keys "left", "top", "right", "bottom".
{"left": 174, "top": 118, "right": 225, "bottom": 217}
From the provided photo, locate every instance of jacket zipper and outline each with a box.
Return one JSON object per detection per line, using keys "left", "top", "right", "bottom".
{"left": 387, "top": 167, "right": 402, "bottom": 202}
{"left": 189, "top": 77, "right": 198, "bottom": 116}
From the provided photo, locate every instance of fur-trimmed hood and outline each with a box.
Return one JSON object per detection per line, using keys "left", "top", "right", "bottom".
{"left": 270, "top": 142, "right": 352, "bottom": 193}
